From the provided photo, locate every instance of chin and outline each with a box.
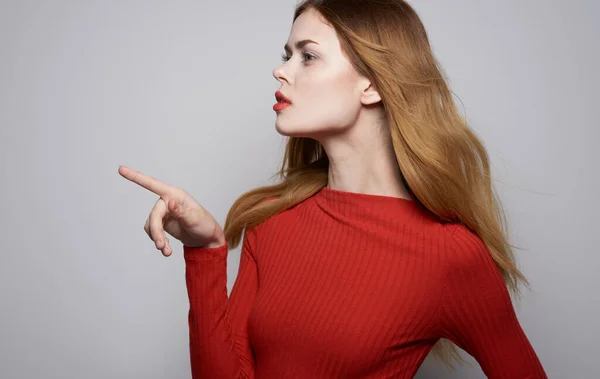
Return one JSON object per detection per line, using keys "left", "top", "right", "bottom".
{"left": 275, "top": 122, "right": 315, "bottom": 138}
{"left": 275, "top": 120, "right": 344, "bottom": 139}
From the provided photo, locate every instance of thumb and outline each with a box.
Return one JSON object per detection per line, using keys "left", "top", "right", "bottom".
{"left": 167, "top": 198, "right": 183, "bottom": 218}
{"left": 168, "top": 198, "right": 197, "bottom": 228}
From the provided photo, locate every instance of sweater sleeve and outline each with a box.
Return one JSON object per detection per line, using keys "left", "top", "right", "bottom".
{"left": 183, "top": 228, "right": 258, "bottom": 379}
{"left": 437, "top": 225, "right": 547, "bottom": 379}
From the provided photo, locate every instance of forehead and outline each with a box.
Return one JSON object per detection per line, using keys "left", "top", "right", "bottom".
{"left": 287, "top": 8, "right": 336, "bottom": 45}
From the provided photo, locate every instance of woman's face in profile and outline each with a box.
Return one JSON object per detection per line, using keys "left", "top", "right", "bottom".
{"left": 273, "top": 8, "right": 366, "bottom": 139}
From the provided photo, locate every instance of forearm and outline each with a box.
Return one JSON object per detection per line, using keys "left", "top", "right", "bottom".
{"left": 184, "top": 245, "right": 253, "bottom": 379}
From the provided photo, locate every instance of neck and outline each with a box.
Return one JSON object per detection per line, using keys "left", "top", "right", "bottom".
{"left": 318, "top": 113, "right": 412, "bottom": 200}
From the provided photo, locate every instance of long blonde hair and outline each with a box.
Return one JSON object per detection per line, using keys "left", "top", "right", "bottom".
{"left": 223, "top": 0, "right": 527, "bottom": 367}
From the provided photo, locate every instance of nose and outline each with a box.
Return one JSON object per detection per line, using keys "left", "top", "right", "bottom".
{"left": 273, "top": 63, "right": 290, "bottom": 85}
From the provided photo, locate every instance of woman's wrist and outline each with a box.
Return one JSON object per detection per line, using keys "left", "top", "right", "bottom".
{"left": 204, "top": 234, "right": 226, "bottom": 248}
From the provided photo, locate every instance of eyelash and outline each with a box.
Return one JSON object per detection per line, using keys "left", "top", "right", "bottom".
{"left": 280, "top": 52, "right": 315, "bottom": 63}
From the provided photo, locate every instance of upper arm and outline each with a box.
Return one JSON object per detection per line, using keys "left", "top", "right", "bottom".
{"left": 437, "top": 225, "right": 547, "bottom": 378}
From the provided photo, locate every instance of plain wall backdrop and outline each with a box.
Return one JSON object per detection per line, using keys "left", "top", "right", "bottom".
{"left": 1, "top": 0, "right": 598, "bottom": 378}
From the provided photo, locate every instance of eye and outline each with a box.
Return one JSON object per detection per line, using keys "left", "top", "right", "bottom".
{"left": 280, "top": 52, "right": 316, "bottom": 63}
{"left": 302, "top": 53, "right": 316, "bottom": 62}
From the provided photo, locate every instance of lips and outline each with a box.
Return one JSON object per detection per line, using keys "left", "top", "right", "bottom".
{"left": 275, "top": 90, "right": 291, "bottom": 104}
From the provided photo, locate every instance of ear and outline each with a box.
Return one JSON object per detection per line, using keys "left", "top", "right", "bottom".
{"left": 359, "top": 80, "right": 381, "bottom": 106}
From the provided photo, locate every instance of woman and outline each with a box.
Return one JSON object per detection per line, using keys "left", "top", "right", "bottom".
{"left": 119, "top": 0, "right": 547, "bottom": 377}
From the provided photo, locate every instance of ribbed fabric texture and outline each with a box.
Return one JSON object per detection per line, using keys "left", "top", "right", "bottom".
{"left": 183, "top": 186, "right": 547, "bottom": 379}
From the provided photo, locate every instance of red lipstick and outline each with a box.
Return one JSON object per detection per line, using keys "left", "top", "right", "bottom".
{"left": 273, "top": 90, "right": 292, "bottom": 112}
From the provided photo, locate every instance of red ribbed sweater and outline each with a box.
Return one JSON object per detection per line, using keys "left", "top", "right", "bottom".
{"left": 183, "top": 186, "right": 546, "bottom": 378}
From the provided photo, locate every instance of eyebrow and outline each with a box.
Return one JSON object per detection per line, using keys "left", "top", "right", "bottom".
{"left": 284, "top": 39, "right": 320, "bottom": 54}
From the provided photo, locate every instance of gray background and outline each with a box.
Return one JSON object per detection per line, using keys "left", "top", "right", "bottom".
{"left": 1, "top": 0, "right": 598, "bottom": 378}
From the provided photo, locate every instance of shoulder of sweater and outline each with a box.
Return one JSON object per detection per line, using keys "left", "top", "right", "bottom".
{"left": 441, "top": 222, "right": 493, "bottom": 272}
{"left": 246, "top": 195, "right": 281, "bottom": 236}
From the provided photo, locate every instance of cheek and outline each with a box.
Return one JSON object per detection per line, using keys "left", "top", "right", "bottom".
{"left": 301, "top": 71, "right": 355, "bottom": 102}
{"left": 275, "top": 67, "right": 361, "bottom": 137}
{"left": 298, "top": 73, "right": 359, "bottom": 120}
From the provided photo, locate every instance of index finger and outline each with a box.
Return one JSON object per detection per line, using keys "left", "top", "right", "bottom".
{"left": 118, "top": 165, "right": 171, "bottom": 196}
